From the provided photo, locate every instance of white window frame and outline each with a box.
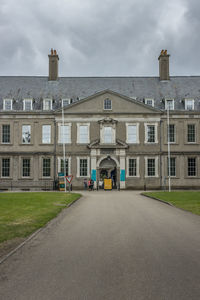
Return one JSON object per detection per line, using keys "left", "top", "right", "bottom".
{"left": 23, "top": 99, "right": 33, "bottom": 111}
{"left": 145, "top": 98, "right": 154, "bottom": 107}
{"left": 103, "top": 98, "right": 112, "bottom": 110}
{"left": 167, "top": 157, "right": 176, "bottom": 177}
{"left": 76, "top": 157, "right": 90, "bottom": 178}
{"left": 126, "top": 157, "right": 140, "bottom": 177}
{"left": 167, "top": 124, "right": 176, "bottom": 143}
{"left": 58, "top": 123, "right": 71, "bottom": 144}
{"left": 62, "top": 99, "right": 70, "bottom": 107}
{"left": 185, "top": 99, "right": 194, "bottom": 111}
{"left": 22, "top": 157, "right": 31, "bottom": 177}
{"left": 3, "top": 99, "right": 13, "bottom": 111}
{"left": 43, "top": 99, "right": 52, "bottom": 111}
{"left": 42, "top": 157, "right": 51, "bottom": 178}
{"left": 165, "top": 99, "right": 174, "bottom": 110}
{"left": 144, "top": 123, "right": 158, "bottom": 144}
{"left": 22, "top": 125, "right": 31, "bottom": 144}
{"left": 2, "top": 124, "right": 11, "bottom": 144}
{"left": 58, "top": 157, "right": 71, "bottom": 175}
{"left": 42, "top": 125, "right": 51, "bottom": 144}
{"left": 100, "top": 125, "right": 115, "bottom": 144}
{"left": 145, "top": 156, "right": 159, "bottom": 177}
{"left": 1, "top": 157, "right": 11, "bottom": 178}
{"left": 77, "top": 123, "right": 90, "bottom": 144}
{"left": 126, "top": 123, "right": 139, "bottom": 144}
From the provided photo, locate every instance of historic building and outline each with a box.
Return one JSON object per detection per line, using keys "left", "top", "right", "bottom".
{"left": 0, "top": 49, "right": 200, "bottom": 190}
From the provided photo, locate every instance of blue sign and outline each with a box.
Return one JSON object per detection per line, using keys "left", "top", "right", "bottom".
{"left": 91, "top": 169, "right": 96, "bottom": 181}
{"left": 120, "top": 169, "right": 125, "bottom": 181}
{"left": 58, "top": 172, "right": 64, "bottom": 177}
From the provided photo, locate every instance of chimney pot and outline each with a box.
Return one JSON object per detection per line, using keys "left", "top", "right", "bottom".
{"left": 158, "top": 49, "right": 170, "bottom": 81}
{"left": 48, "top": 49, "right": 59, "bottom": 81}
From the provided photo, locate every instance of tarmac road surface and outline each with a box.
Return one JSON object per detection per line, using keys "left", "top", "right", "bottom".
{"left": 0, "top": 191, "right": 200, "bottom": 300}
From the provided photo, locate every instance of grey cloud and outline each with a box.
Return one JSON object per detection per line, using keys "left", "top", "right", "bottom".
{"left": 0, "top": 0, "right": 200, "bottom": 76}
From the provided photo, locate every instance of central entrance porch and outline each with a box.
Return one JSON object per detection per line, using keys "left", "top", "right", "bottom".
{"left": 98, "top": 156, "right": 117, "bottom": 189}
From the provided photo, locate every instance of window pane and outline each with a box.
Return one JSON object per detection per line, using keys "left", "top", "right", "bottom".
{"left": 80, "top": 159, "right": 88, "bottom": 176}
{"left": 59, "top": 125, "right": 70, "bottom": 143}
{"left": 147, "top": 159, "right": 155, "bottom": 176}
{"left": 104, "top": 99, "right": 112, "bottom": 110}
{"left": 146, "top": 99, "right": 154, "bottom": 106}
{"left": 22, "top": 125, "right": 31, "bottom": 144}
{"left": 79, "top": 125, "right": 88, "bottom": 143}
{"left": 166, "top": 100, "right": 174, "bottom": 110}
{"left": 60, "top": 159, "right": 69, "bottom": 176}
{"left": 128, "top": 125, "right": 137, "bottom": 143}
{"left": 168, "top": 124, "right": 175, "bottom": 143}
{"left": 4, "top": 100, "right": 12, "bottom": 110}
{"left": 62, "top": 99, "right": 70, "bottom": 107}
{"left": 147, "top": 125, "right": 155, "bottom": 143}
{"left": 2, "top": 125, "right": 10, "bottom": 143}
{"left": 104, "top": 127, "right": 112, "bottom": 143}
{"left": 24, "top": 100, "right": 32, "bottom": 111}
{"left": 43, "top": 100, "right": 52, "bottom": 110}
{"left": 43, "top": 158, "right": 51, "bottom": 177}
{"left": 188, "top": 158, "right": 196, "bottom": 176}
{"left": 187, "top": 124, "right": 195, "bottom": 142}
{"left": 167, "top": 157, "right": 176, "bottom": 176}
{"left": 23, "top": 159, "right": 30, "bottom": 177}
{"left": 185, "top": 100, "right": 194, "bottom": 110}
{"left": 42, "top": 125, "right": 51, "bottom": 143}
{"left": 129, "top": 159, "right": 137, "bottom": 176}
{"left": 2, "top": 158, "right": 10, "bottom": 177}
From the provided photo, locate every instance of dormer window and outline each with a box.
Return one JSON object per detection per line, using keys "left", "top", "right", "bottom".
{"left": 43, "top": 99, "right": 52, "bottom": 110}
{"left": 62, "top": 99, "right": 70, "bottom": 107}
{"left": 165, "top": 99, "right": 174, "bottom": 110}
{"left": 104, "top": 98, "right": 112, "bottom": 110}
{"left": 3, "top": 99, "right": 12, "bottom": 111}
{"left": 145, "top": 98, "right": 154, "bottom": 107}
{"left": 23, "top": 99, "right": 32, "bottom": 111}
{"left": 185, "top": 99, "right": 194, "bottom": 110}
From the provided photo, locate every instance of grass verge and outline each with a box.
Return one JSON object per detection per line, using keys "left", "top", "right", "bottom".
{"left": 143, "top": 191, "right": 200, "bottom": 216}
{"left": 0, "top": 192, "right": 81, "bottom": 244}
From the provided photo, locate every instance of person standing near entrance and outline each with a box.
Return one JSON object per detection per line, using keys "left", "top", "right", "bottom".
{"left": 83, "top": 178, "right": 87, "bottom": 190}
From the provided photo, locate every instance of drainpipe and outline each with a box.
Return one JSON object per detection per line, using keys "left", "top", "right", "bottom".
{"left": 160, "top": 119, "right": 163, "bottom": 190}
{"left": 53, "top": 119, "right": 57, "bottom": 190}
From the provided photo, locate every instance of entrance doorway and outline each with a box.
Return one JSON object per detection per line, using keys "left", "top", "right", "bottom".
{"left": 98, "top": 157, "right": 117, "bottom": 189}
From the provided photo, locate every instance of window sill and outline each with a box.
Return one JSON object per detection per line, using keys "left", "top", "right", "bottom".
{"left": 39, "top": 143, "right": 54, "bottom": 146}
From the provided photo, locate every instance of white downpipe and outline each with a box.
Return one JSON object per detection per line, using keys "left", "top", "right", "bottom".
{"left": 167, "top": 107, "right": 171, "bottom": 192}
{"left": 62, "top": 107, "right": 67, "bottom": 192}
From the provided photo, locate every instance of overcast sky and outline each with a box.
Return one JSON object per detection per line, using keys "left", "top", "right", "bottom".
{"left": 0, "top": 0, "right": 199, "bottom": 77}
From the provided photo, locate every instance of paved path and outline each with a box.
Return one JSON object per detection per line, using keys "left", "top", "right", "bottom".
{"left": 0, "top": 191, "right": 200, "bottom": 300}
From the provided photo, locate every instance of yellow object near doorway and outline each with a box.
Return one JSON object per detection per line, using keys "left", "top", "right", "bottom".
{"left": 104, "top": 179, "right": 112, "bottom": 190}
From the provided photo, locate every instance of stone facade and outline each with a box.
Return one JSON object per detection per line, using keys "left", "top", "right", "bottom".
{"left": 0, "top": 50, "right": 200, "bottom": 190}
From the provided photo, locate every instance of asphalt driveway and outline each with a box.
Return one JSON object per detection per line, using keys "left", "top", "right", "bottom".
{"left": 0, "top": 191, "right": 200, "bottom": 300}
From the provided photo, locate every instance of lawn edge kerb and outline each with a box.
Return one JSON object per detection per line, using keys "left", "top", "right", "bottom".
{"left": 141, "top": 192, "right": 174, "bottom": 207}
{"left": 0, "top": 193, "right": 82, "bottom": 265}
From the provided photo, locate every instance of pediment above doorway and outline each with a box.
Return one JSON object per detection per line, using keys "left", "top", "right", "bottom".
{"left": 98, "top": 117, "right": 118, "bottom": 125}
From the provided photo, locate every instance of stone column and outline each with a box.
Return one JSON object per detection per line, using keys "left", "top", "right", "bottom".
{"left": 91, "top": 149, "right": 97, "bottom": 188}
{"left": 119, "top": 149, "right": 126, "bottom": 189}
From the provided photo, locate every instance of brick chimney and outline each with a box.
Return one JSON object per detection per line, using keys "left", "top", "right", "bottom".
{"left": 48, "top": 49, "right": 59, "bottom": 81}
{"left": 158, "top": 49, "right": 170, "bottom": 81}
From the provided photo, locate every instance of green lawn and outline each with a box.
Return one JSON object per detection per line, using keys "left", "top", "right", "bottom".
{"left": 143, "top": 191, "right": 200, "bottom": 216}
{"left": 0, "top": 192, "right": 81, "bottom": 244}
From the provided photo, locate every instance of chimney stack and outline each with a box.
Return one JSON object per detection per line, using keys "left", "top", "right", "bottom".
{"left": 158, "top": 49, "right": 170, "bottom": 81}
{"left": 48, "top": 49, "right": 59, "bottom": 81}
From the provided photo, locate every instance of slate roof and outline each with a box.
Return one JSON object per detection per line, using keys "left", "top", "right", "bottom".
{"left": 0, "top": 76, "right": 200, "bottom": 111}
